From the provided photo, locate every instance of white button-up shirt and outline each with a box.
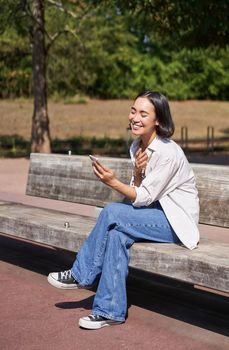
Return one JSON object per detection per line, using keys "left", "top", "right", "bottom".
{"left": 130, "top": 136, "right": 200, "bottom": 250}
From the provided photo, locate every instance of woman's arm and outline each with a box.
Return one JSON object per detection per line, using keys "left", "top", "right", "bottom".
{"left": 92, "top": 148, "right": 148, "bottom": 202}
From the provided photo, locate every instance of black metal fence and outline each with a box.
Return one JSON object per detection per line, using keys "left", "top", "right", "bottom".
{"left": 178, "top": 126, "right": 228, "bottom": 154}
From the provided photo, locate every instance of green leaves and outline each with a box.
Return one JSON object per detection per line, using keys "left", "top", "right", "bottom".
{"left": 0, "top": 0, "right": 228, "bottom": 100}
{"left": 116, "top": 0, "right": 229, "bottom": 48}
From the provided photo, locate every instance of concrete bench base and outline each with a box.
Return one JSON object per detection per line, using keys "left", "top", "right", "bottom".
{"left": 1, "top": 201, "right": 228, "bottom": 294}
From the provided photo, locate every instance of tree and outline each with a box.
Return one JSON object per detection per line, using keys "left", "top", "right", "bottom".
{"left": 0, "top": 0, "right": 95, "bottom": 153}
{"left": 31, "top": 0, "right": 51, "bottom": 153}
{"left": 0, "top": 0, "right": 228, "bottom": 110}
{"left": 114, "top": 0, "right": 229, "bottom": 48}
{"left": 24, "top": 0, "right": 93, "bottom": 153}
{"left": 0, "top": 0, "right": 50, "bottom": 152}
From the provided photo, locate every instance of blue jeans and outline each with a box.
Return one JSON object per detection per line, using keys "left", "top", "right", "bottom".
{"left": 71, "top": 201, "right": 179, "bottom": 322}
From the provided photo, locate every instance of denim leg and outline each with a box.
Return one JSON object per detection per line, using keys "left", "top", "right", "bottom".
{"left": 92, "top": 228, "right": 133, "bottom": 322}
{"left": 71, "top": 201, "right": 180, "bottom": 320}
{"left": 71, "top": 205, "right": 115, "bottom": 286}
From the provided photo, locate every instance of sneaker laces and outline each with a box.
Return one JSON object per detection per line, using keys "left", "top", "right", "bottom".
{"left": 60, "top": 270, "right": 71, "bottom": 280}
{"left": 88, "top": 314, "right": 106, "bottom": 321}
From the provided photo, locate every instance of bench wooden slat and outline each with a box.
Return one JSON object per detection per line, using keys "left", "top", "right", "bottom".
{"left": 193, "top": 165, "right": 229, "bottom": 227}
{"left": 0, "top": 202, "right": 95, "bottom": 252}
{"left": 0, "top": 201, "right": 228, "bottom": 293}
{"left": 26, "top": 153, "right": 229, "bottom": 227}
{"left": 26, "top": 154, "right": 126, "bottom": 206}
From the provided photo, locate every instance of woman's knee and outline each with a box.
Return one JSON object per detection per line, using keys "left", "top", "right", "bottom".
{"left": 103, "top": 202, "right": 125, "bottom": 216}
{"left": 97, "top": 203, "right": 118, "bottom": 225}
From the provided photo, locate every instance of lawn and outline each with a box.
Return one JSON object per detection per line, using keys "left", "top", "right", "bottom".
{"left": 0, "top": 99, "right": 228, "bottom": 141}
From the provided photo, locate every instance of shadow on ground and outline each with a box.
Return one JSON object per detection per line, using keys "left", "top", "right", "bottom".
{"left": 1, "top": 233, "right": 229, "bottom": 338}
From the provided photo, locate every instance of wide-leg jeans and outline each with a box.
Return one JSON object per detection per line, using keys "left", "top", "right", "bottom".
{"left": 71, "top": 201, "right": 179, "bottom": 322}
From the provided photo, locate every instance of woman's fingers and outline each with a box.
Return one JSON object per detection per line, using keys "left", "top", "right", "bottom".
{"left": 138, "top": 159, "right": 147, "bottom": 167}
{"left": 93, "top": 160, "right": 103, "bottom": 172}
{"left": 92, "top": 160, "right": 114, "bottom": 179}
{"left": 136, "top": 151, "right": 148, "bottom": 165}
{"left": 92, "top": 165, "right": 101, "bottom": 178}
{"left": 139, "top": 152, "right": 148, "bottom": 161}
{"left": 92, "top": 162, "right": 115, "bottom": 186}
{"left": 138, "top": 156, "right": 148, "bottom": 165}
{"left": 135, "top": 150, "right": 148, "bottom": 176}
{"left": 136, "top": 149, "right": 147, "bottom": 159}
{"left": 94, "top": 160, "right": 111, "bottom": 173}
{"left": 92, "top": 163, "right": 106, "bottom": 179}
{"left": 135, "top": 148, "right": 142, "bottom": 158}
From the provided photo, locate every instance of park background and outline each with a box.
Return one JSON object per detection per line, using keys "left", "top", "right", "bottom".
{"left": 0, "top": 3, "right": 229, "bottom": 349}
{"left": 0, "top": 0, "right": 228, "bottom": 158}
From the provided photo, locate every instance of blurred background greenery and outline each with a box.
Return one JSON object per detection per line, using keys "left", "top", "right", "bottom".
{"left": 0, "top": 1, "right": 228, "bottom": 100}
{"left": 0, "top": 1, "right": 228, "bottom": 158}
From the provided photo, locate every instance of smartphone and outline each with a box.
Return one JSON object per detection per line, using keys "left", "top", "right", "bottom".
{"left": 89, "top": 155, "right": 99, "bottom": 162}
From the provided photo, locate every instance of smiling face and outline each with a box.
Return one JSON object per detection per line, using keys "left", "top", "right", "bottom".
{"left": 128, "top": 97, "right": 159, "bottom": 144}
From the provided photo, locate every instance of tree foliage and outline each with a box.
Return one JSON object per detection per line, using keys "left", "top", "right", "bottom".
{"left": 114, "top": 0, "right": 229, "bottom": 48}
{"left": 0, "top": 0, "right": 228, "bottom": 101}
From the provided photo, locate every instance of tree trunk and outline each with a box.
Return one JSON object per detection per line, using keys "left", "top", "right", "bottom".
{"left": 31, "top": 0, "right": 51, "bottom": 153}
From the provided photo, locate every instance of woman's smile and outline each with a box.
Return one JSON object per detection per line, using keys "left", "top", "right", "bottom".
{"left": 131, "top": 122, "right": 143, "bottom": 130}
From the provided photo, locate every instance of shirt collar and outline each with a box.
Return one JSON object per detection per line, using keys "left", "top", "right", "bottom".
{"left": 130, "top": 135, "right": 161, "bottom": 161}
{"left": 147, "top": 135, "right": 160, "bottom": 152}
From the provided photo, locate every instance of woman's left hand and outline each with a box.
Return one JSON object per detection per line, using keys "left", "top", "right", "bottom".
{"left": 92, "top": 160, "right": 116, "bottom": 186}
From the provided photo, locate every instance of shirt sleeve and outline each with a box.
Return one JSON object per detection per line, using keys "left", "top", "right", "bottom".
{"left": 132, "top": 158, "right": 179, "bottom": 207}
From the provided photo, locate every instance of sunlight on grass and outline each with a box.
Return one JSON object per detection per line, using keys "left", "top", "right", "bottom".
{"left": 0, "top": 99, "right": 228, "bottom": 141}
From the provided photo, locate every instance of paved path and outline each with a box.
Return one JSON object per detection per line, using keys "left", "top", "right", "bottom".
{"left": 0, "top": 158, "right": 229, "bottom": 350}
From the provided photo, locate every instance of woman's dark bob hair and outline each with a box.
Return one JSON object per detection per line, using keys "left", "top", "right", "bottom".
{"left": 135, "top": 90, "right": 175, "bottom": 138}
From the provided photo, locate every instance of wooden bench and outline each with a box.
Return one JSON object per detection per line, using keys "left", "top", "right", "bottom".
{"left": 0, "top": 153, "right": 228, "bottom": 295}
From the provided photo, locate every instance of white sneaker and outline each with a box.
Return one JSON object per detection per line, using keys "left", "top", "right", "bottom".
{"left": 79, "top": 314, "right": 123, "bottom": 330}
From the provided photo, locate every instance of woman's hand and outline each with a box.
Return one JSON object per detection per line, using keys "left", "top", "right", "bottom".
{"left": 132, "top": 148, "right": 148, "bottom": 186}
{"left": 92, "top": 160, "right": 116, "bottom": 186}
{"left": 134, "top": 148, "right": 148, "bottom": 177}
{"left": 92, "top": 159, "right": 137, "bottom": 201}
